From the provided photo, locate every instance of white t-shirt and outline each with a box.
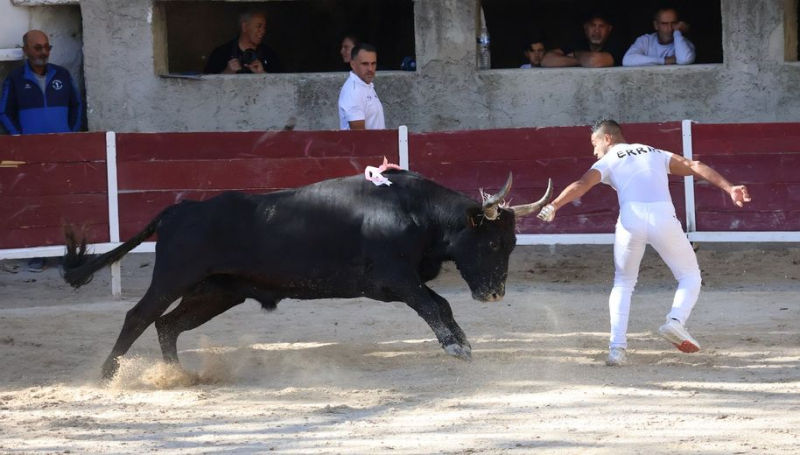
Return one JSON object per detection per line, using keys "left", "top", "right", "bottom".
{"left": 338, "top": 71, "right": 385, "bottom": 130}
{"left": 33, "top": 73, "right": 48, "bottom": 93}
{"left": 591, "top": 143, "right": 674, "bottom": 205}
{"left": 622, "top": 31, "right": 696, "bottom": 66}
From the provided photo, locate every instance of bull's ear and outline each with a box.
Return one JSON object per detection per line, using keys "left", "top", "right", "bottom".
{"left": 466, "top": 207, "right": 483, "bottom": 228}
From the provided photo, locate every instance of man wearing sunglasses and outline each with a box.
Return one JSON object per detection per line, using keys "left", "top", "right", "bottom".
{"left": 0, "top": 29, "right": 82, "bottom": 136}
{"left": 1, "top": 30, "right": 82, "bottom": 273}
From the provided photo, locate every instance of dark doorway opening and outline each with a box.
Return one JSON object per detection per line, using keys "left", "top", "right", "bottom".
{"left": 163, "top": 0, "right": 415, "bottom": 74}
{"left": 482, "top": 0, "right": 723, "bottom": 69}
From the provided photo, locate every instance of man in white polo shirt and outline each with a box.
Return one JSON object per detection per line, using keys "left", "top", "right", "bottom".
{"left": 338, "top": 43, "right": 385, "bottom": 130}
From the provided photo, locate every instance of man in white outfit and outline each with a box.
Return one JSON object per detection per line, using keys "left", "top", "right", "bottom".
{"left": 622, "top": 7, "right": 695, "bottom": 66}
{"left": 537, "top": 119, "right": 751, "bottom": 366}
{"left": 338, "top": 43, "right": 385, "bottom": 130}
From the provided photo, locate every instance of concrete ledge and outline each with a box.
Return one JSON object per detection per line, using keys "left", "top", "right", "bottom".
{"left": 12, "top": 0, "right": 78, "bottom": 5}
{"left": 0, "top": 48, "right": 23, "bottom": 61}
{"left": 485, "top": 63, "right": 724, "bottom": 76}
{"left": 192, "top": 70, "right": 419, "bottom": 80}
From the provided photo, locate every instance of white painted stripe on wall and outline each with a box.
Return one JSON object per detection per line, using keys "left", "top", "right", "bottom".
{"left": 681, "top": 119, "right": 696, "bottom": 233}
{"left": 106, "top": 132, "right": 120, "bottom": 243}
{"left": 6, "top": 230, "right": 799, "bottom": 266}
{"left": 398, "top": 125, "right": 409, "bottom": 170}
{"left": 105, "top": 131, "right": 122, "bottom": 297}
{"left": 688, "top": 232, "right": 800, "bottom": 242}
{"left": 516, "top": 234, "right": 616, "bottom": 245}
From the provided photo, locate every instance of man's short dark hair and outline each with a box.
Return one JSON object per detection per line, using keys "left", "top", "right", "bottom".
{"left": 351, "top": 42, "right": 377, "bottom": 61}
{"left": 591, "top": 118, "right": 622, "bottom": 135}
{"left": 653, "top": 6, "right": 680, "bottom": 22}
{"left": 524, "top": 33, "right": 546, "bottom": 52}
{"left": 239, "top": 10, "right": 265, "bottom": 27}
{"left": 343, "top": 34, "right": 360, "bottom": 46}
{"left": 584, "top": 10, "right": 614, "bottom": 26}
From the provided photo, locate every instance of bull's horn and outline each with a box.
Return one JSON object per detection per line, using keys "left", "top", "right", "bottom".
{"left": 510, "top": 178, "right": 554, "bottom": 217}
{"left": 481, "top": 173, "right": 513, "bottom": 220}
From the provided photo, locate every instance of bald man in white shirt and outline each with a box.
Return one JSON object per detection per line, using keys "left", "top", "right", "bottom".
{"left": 623, "top": 7, "right": 696, "bottom": 66}
{"left": 537, "top": 119, "right": 751, "bottom": 366}
{"left": 338, "top": 43, "right": 385, "bottom": 130}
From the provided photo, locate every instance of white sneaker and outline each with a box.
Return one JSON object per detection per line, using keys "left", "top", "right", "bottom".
{"left": 605, "top": 347, "right": 627, "bottom": 366}
{"left": 659, "top": 319, "right": 701, "bottom": 353}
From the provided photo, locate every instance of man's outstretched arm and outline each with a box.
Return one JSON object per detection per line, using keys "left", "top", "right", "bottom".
{"left": 668, "top": 154, "right": 751, "bottom": 207}
{"left": 538, "top": 169, "right": 602, "bottom": 221}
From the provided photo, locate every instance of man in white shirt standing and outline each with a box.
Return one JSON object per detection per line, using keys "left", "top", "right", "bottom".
{"left": 623, "top": 7, "right": 696, "bottom": 66}
{"left": 536, "top": 120, "right": 751, "bottom": 366}
{"left": 338, "top": 43, "right": 385, "bottom": 130}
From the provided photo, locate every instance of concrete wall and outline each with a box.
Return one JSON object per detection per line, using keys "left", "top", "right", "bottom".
{"left": 23, "top": 0, "right": 800, "bottom": 133}
{"left": 0, "top": 1, "right": 32, "bottom": 49}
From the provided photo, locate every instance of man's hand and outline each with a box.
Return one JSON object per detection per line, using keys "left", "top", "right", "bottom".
{"left": 675, "top": 21, "right": 690, "bottom": 34}
{"left": 729, "top": 185, "right": 752, "bottom": 207}
{"left": 537, "top": 204, "right": 556, "bottom": 222}
{"left": 226, "top": 58, "right": 243, "bottom": 73}
{"left": 247, "top": 59, "right": 265, "bottom": 74}
{"left": 664, "top": 55, "right": 676, "bottom": 65}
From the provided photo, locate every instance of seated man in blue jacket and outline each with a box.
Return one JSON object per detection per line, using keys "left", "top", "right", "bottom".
{"left": 1, "top": 29, "right": 82, "bottom": 272}
{"left": 0, "top": 29, "right": 82, "bottom": 135}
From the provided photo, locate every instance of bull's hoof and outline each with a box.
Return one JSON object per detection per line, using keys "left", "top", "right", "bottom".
{"left": 101, "top": 357, "right": 120, "bottom": 381}
{"left": 444, "top": 343, "right": 472, "bottom": 361}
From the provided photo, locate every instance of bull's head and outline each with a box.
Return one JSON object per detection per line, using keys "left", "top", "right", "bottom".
{"left": 453, "top": 174, "right": 552, "bottom": 302}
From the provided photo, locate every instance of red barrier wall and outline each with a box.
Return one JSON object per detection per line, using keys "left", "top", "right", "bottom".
{"left": 0, "top": 133, "right": 109, "bottom": 249}
{"left": 1, "top": 123, "right": 797, "bottom": 250}
{"left": 115, "top": 130, "right": 399, "bottom": 238}
{"left": 409, "top": 122, "right": 685, "bottom": 234}
{"left": 692, "top": 123, "right": 800, "bottom": 231}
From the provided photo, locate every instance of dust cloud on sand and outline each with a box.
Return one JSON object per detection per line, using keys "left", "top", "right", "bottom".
{"left": 0, "top": 244, "right": 799, "bottom": 454}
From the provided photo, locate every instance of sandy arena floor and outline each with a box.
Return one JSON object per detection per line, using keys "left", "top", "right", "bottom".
{"left": 0, "top": 243, "right": 799, "bottom": 454}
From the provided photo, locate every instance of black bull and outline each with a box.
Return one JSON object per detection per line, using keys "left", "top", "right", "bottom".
{"left": 62, "top": 170, "right": 552, "bottom": 379}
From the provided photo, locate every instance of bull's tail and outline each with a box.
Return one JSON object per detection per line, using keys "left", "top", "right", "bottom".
{"left": 62, "top": 207, "right": 173, "bottom": 288}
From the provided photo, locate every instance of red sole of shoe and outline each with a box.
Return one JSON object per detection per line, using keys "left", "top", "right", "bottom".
{"left": 673, "top": 341, "right": 700, "bottom": 353}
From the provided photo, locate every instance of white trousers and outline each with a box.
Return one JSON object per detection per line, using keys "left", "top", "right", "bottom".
{"left": 609, "top": 202, "right": 702, "bottom": 349}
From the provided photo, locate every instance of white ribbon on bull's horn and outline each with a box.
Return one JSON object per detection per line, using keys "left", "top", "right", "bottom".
{"left": 365, "top": 156, "right": 403, "bottom": 186}
{"left": 480, "top": 173, "right": 514, "bottom": 220}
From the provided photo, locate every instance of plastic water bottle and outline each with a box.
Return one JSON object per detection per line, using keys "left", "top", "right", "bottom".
{"left": 477, "top": 28, "right": 491, "bottom": 70}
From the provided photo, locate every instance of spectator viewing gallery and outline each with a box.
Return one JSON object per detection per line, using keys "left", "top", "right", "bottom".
{"left": 2, "top": 1, "right": 798, "bottom": 143}
{"left": 482, "top": 0, "right": 722, "bottom": 69}
{"left": 163, "top": 0, "right": 416, "bottom": 75}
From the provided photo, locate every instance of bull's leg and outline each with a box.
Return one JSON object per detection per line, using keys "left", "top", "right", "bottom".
{"left": 372, "top": 261, "right": 468, "bottom": 360}
{"left": 154, "top": 287, "right": 245, "bottom": 365}
{"left": 402, "top": 291, "right": 471, "bottom": 361}
{"left": 101, "top": 283, "right": 184, "bottom": 380}
{"left": 426, "top": 286, "right": 471, "bottom": 355}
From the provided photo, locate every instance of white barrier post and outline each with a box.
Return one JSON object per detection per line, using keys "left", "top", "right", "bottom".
{"left": 106, "top": 131, "right": 122, "bottom": 298}
{"left": 398, "top": 125, "right": 409, "bottom": 170}
{"left": 681, "top": 119, "right": 696, "bottom": 234}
